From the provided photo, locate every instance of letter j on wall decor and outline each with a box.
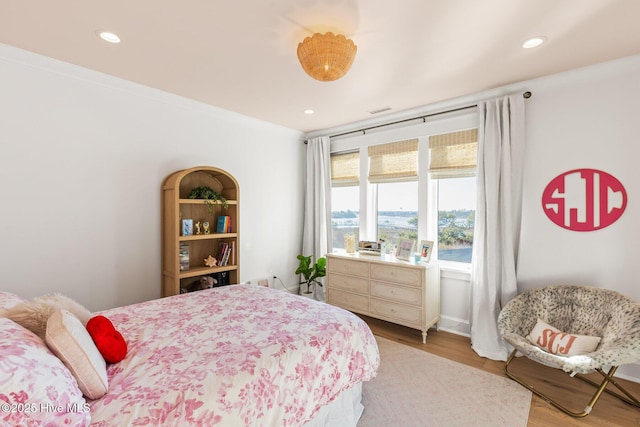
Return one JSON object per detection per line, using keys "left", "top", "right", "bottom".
{"left": 542, "top": 168, "right": 627, "bottom": 232}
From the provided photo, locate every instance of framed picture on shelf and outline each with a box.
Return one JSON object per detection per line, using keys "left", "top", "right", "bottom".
{"left": 396, "top": 239, "right": 415, "bottom": 261}
{"left": 419, "top": 240, "right": 434, "bottom": 262}
{"left": 181, "top": 219, "right": 193, "bottom": 236}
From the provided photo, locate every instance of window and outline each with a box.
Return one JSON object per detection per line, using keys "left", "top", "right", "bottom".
{"left": 331, "top": 151, "right": 360, "bottom": 250}
{"left": 429, "top": 129, "right": 478, "bottom": 264}
{"left": 331, "top": 186, "right": 359, "bottom": 249}
{"left": 377, "top": 181, "right": 418, "bottom": 248}
{"left": 437, "top": 177, "right": 475, "bottom": 262}
{"left": 368, "top": 139, "right": 418, "bottom": 248}
{"left": 329, "top": 111, "right": 478, "bottom": 265}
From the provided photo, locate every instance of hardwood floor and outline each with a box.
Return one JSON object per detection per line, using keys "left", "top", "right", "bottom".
{"left": 360, "top": 315, "right": 640, "bottom": 427}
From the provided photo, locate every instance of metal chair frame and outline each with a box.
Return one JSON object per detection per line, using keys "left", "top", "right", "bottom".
{"left": 504, "top": 349, "right": 640, "bottom": 417}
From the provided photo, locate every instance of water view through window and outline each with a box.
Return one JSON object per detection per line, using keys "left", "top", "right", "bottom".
{"left": 331, "top": 178, "right": 475, "bottom": 263}
{"left": 377, "top": 181, "right": 418, "bottom": 249}
{"left": 438, "top": 177, "right": 475, "bottom": 263}
{"left": 331, "top": 186, "right": 359, "bottom": 250}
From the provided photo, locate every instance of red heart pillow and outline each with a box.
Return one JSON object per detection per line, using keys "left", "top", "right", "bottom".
{"left": 86, "top": 315, "right": 127, "bottom": 363}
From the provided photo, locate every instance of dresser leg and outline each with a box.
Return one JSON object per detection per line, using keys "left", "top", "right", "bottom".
{"left": 422, "top": 330, "right": 427, "bottom": 344}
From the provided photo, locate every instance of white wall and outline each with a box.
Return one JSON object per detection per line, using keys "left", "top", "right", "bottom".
{"left": 517, "top": 55, "right": 640, "bottom": 381}
{"left": 0, "top": 44, "right": 306, "bottom": 311}
{"left": 452, "top": 55, "right": 640, "bottom": 380}
{"left": 518, "top": 54, "right": 640, "bottom": 300}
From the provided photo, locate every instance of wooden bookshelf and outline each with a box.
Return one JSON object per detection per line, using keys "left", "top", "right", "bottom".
{"left": 161, "top": 166, "right": 239, "bottom": 297}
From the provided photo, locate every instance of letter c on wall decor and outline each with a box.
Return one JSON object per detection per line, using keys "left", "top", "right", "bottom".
{"left": 541, "top": 168, "right": 627, "bottom": 232}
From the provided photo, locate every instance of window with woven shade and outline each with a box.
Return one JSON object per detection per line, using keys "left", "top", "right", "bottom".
{"left": 428, "top": 129, "right": 478, "bottom": 179}
{"left": 328, "top": 111, "right": 478, "bottom": 263}
{"left": 330, "top": 151, "right": 360, "bottom": 250}
{"left": 368, "top": 139, "right": 419, "bottom": 183}
{"left": 330, "top": 151, "right": 359, "bottom": 187}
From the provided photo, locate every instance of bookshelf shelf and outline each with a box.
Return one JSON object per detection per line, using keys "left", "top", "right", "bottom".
{"left": 178, "top": 265, "right": 238, "bottom": 280}
{"left": 177, "top": 199, "right": 238, "bottom": 205}
{"left": 178, "top": 233, "right": 237, "bottom": 242}
{"left": 162, "top": 166, "right": 240, "bottom": 297}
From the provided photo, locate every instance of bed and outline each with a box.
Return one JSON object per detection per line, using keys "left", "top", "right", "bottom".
{"left": 0, "top": 284, "right": 380, "bottom": 426}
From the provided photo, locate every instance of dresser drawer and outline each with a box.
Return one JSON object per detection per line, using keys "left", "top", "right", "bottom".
{"left": 370, "top": 263, "right": 422, "bottom": 287}
{"left": 327, "top": 273, "right": 369, "bottom": 294}
{"left": 327, "top": 289, "right": 370, "bottom": 313}
{"left": 370, "top": 281, "right": 421, "bottom": 306}
{"left": 328, "top": 258, "right": 369, "bottom": 278}
{"left": 370, "top": 298, "right": 422, "bottom": 326}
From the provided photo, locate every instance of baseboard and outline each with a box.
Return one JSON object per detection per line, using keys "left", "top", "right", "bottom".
{"left": 438, "top": 315, "right": 470, "bottom": 336}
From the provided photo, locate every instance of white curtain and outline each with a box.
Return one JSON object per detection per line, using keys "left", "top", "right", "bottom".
{"left": 301, "top": 136, "right": 332, "bottom": 296}
{"left": 470, "top": 95, "right": 525, "bottom": 360}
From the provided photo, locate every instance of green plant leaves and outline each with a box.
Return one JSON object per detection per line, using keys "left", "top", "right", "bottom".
{"left": 187, "top": 186, "right": 228, "bottom": 211}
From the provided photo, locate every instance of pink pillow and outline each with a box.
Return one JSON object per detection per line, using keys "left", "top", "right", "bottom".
{"left": 0, "top": 291, "right": 26, "bottom": 310}
{"left": 527, "top": 318, "right": 601, "bottom": 356}
{"left": 0, "top": 317, "right": 90, "bottom": 426}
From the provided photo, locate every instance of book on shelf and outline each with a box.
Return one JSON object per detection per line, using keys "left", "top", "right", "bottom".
{"left": 216, "top": 215, "right": 231, "bottom": 233}
{"left": 217, "top": 241, "right": 231, "bottom": 266}
{"left": 179, "top": 243, "right": 189, "bottom": 271}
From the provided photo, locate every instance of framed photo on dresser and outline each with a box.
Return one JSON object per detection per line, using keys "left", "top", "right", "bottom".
{"left": 396, "top": 239, "right": 415, "bottom": 261}
{"left": 419, "top": 240, "right": 434, "bottom": 262}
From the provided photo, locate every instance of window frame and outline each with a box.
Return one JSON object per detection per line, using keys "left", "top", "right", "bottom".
{"left": 329, "top": 110, "right": 478, "bottom": 267}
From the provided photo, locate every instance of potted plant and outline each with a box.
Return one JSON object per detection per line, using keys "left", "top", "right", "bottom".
{"left": 187, "top": 186, "right": 228, "bottom": 214}
{"left": 295, "top": 254, "right": 326, "bottom": 298}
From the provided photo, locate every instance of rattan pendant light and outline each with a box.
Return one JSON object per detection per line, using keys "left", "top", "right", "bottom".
{"left": 297, "top": 32, "right": 357, "bottom": 82}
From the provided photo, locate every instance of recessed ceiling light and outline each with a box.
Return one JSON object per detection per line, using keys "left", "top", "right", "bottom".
{"left": 97, "top": 31, "right": 121, "bottom": 44}
{"left": 522, "top": 36, "right": 546, "bottom": 49}
{"left": 304, "top": 109, "right": 315, "bottom": 115}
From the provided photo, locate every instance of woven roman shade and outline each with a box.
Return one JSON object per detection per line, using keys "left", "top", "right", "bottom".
{"left": 331, "top": 151, "right": 360, "bottom": 187}
{"left": 429, "top": 129, "right": 478, "bottom": 179}
{"left": 368, "top": 139, "right": 419, "bottom": 183}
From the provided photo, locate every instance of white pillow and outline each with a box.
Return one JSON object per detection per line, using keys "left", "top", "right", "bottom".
{"left": 527, "top": 318, "right": 601, "bottom": 356}
{"left": 0, "top": 317, "right": 90, "bottom": 426}
{"left": 2, "top": 293, "right": 91, "bottom": 340}
{"left": 46, "top": 309, "right": 108, "bottom": 399}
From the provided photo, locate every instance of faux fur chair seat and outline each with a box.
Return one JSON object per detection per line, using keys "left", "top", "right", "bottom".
{"left": 499, "top": 285, "right": 640, "bottom": 374}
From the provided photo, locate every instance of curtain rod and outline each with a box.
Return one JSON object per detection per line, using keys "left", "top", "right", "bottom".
{"left": 304, "top": 91, "right": 532, "bottom": 143}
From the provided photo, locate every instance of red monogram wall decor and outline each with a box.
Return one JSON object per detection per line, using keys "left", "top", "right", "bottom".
{"left": 542, "top": 168, "right": 627, "bottom": 232}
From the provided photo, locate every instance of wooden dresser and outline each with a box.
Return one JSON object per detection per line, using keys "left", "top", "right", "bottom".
{"left": 326, "top": 253, "right": 440, "bottom": 343}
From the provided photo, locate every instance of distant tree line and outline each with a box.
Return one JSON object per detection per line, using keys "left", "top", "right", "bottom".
{"left": 332, "top": 209, "right": 474, "bottom": 249}
{"left": 438, "top": 210, "right": 474, "bottom": 248}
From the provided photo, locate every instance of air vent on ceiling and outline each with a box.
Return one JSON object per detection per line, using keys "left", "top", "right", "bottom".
{"left": 369, "top": 107, "right": 392, "bottom": 115}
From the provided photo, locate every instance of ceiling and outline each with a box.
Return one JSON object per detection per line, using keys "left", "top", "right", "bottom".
{"left": 1, "top": 0, "right": 640, "bottom": 133}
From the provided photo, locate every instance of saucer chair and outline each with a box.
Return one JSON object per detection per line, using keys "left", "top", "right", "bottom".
{"left": 498, "top": 285, "right": 640, "bottom": 417}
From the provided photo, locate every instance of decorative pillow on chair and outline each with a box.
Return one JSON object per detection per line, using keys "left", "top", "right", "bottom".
{"left": 46, "top": 309, "right": 109, "bottom": 399}
{"left": 527, "top": 318, "right": 601, "bottom": 356}
{"left": 1, "top": 293, "right": 92, "bottom": 340}
{"left": 0, "top": 317, "right": 90, "bottom": 426}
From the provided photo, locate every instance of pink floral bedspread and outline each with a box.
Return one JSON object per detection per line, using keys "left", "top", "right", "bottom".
{"left": 89, "top": 285, "right": 379, "bottom": 426}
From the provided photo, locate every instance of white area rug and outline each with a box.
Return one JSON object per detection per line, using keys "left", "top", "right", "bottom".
{"left": 359, "top": 337, "right": 532, "bottom": 427}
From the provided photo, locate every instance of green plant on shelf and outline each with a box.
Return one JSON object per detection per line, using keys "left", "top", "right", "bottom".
{"left": 188, "top": 186, "right": 228, "bottom": 214}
